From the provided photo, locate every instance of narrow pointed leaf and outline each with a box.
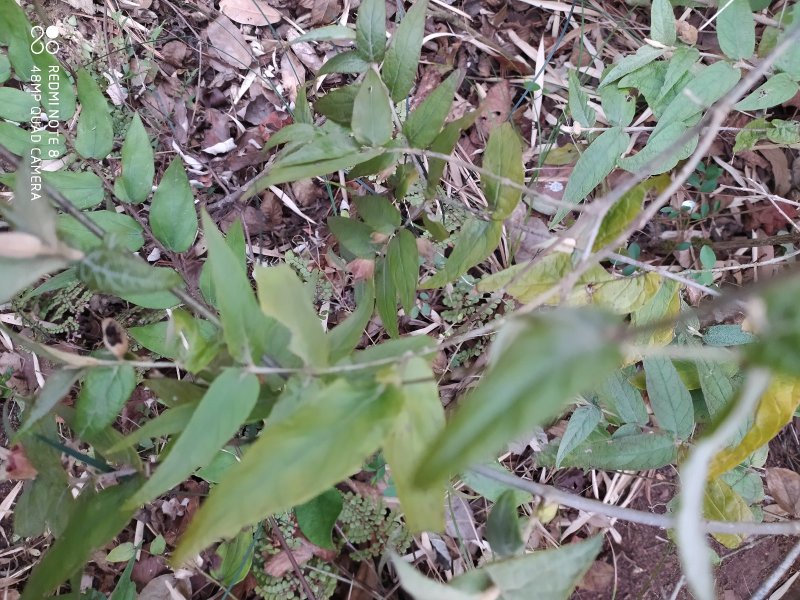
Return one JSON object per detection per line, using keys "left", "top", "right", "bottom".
{"left": 75, "top": 365, "right": 136, "bottom": 438}
{"left": 382, "top": 0, "right": 428, "bottom": 102}
{"left": 150, "top": 158, "right": 198, "bottom": 252}
{"left": 734, "top": 73, "right": 799, "bottom": 111}
{"left": 352, "top": 68, "right": 393, "bottom": 146}
{"left": 403, "top": 70, "right": 461, "bottom": 149}
{"left": 355, "top": 0, "right": 386, "bottom": 62}
{"left": 77, "top": 247, "right": 182, "bottom": 295}
{"left": 482, "top": 122, "right": 524, "bottom": 221}
{"left": 717, "top": 0, "right": 754, "bottom": 60}
{"left": 643, "top": 356, "right": 694, "bottom": 439}
{"left": 375, "top": 256, "right": 399, "bottom": 337}
{"left": 75, "top": 69, "right": 114, "bottom": 159}
{"left": 387, "top": 229, "right": 418, "bottom": 314}
{"left": 119, "top": 114, "right": 154, "bottom": 203}
{"left": 651, "top": 0, "right": 676, "bottom": 45}
{"left": 568, "top": 69, "right": 595, "bottom": 128}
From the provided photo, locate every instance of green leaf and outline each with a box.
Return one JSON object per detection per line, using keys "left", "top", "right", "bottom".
{"left": 482, "top": 122, "right": 524, "bottom": 221}
{"left": 196, "top": 447, "right": 242, "bottom": 483}
{"left": 387, "top": 229, "right": 419, "bottom": 314}
{"left": 617, "top": 122, "right": 698, "bottom": 176}
{"left": 354, "top": 195, "right": 401, "bottom": 233}
{"left": 0, "top": 54, "right": 10, "bottom": 83}
{"left": 254, "top": 264, "right": 329, "bottom": 367}
{"left": 657, "top": 46, "right": 700, "bottom": 105}
{"left": 292, "top": 24, "right": 357, "bottom": 43}
{"left": 460, "top": 463, "right": 531, "bottom": 506}
{"left": 775, "top": 4, "right": 800, "bottom": 79}
{"left": 126, "top": 370, "right": 259, "bottom": 508}
{"left": 425, "top": 111, "right": 478, "bottom": 199}
{"left": 717, "top": 0, "right": 755, "bottom": 60}
{"left": 486, "top": 490, "right": 524, "bottom": 558}
{"left": 550, "top": 126, "right": 629, "bottom": 225}
{"left": 382, "top": 0, "right": 428, "bottom": 102}
{"left": 697, "top": 358, "right": 738, "bottom": 418}
{"left": 766, "top": 119, "right": 800, "bottom": 145}
{"left": 556, "top": 404, "right": 602, "bottom": 468}
{"left": 702, "top": 325, "right": 755, "bottom": 347}
{"left": 172, "top": 379, "right": 400, "bottom": 564}
{"left": 119, "top": 114, "right": 154, "bottom": 203}
{"left": 0, "top": 86, "right": 38, "bottom": 121}
{"left": 703, "top": 478, "right": 753, "bottom": 549}
{"left": 600, "top": 84, "right": 635, "bottom": 127}
{"left": 539, "top": 431, "right": 678, "bottom": 470}
{"left": 355, "top": 0, "right": 386, "bottom": 62}
{"left": 0, "top": 256, "right": 68, "bottom": 304}
{"left": 150, "top": 535, "right": 167, "bottom": 555}
{"left": 375, "top": 256, "right": 399, "bottom": 337}
{"left": 393, "top": 556, "right": 484, "bottom": 600}
{"left": 75, "top": 365, "right": 136, "bottom": 438}
{"left": 415, "top": 310, "right": 621, "bottom": 487}
{"left": 318, "top": 50, "right": 369, "bottom": 75}
{"left": 42, "top": 170, "right": 104, "bottom": 210}
{"left": 352, "top": 68, "right": 393, "bottom": 146}
{"left": 699, "top": 245, "right": 716, "bottom": 269}
{"left": 601, "top": 45, "right": 665, "bottom": 87}
{"left": 315, "top": 83, "right": 359, "bottom": 125}
{"left": 420, "top": 217, "right": 503, "bottom": 289}
{"left": 210, "top": 528, "right": 254, "bottom": 587}
{"left": 201, "top": 212, "right": 292, "bottom": 365}
{"left": 403, "top": 70, "right": 461, "bottom": 149}
{"left": 149, "top": 158, "right": 198, "bottom": 253}
{"left": 329, "top": 280, "right": 375, "bottom": 362}
{"left": 651, "top": 0, "right": 676, "bottom": 45}
{"left": 77, "top": 247, "right": 182, "bottom": 295}
{"left": 568, "top": 69, "right": 595, "bottom": 128}
{"left": 734, "top": 73, "right": 799, "bottom": 111}
{"left": 75, "top": 69, "right": 114, "bottom": 159}
{"left": 592, "top": 184, "right": 644, "bottom": 251}
{"left": 295, "top": 489, "right": 343, "bottom": 550}
{"left": 596, "top": 370, "right": 649, "bottom": 425}
{"left": 106, "top": 542, "right": 135, "bottom": 563}
{"left": 384, "top": 358, "right": 446, "bottom": 532}
{"left": 643, "top": 356, "right": 694, "bottom": 439}
{"left": 107, "top": 403, "right": 196, "bottom": 452}
{"left": 57, "top": 211, "right": 145, "bottom": 253}
{"left": 733, "top": 117, "right": 769, "bottom": 152}
{"left": 199, "top": 218, "right": 245, "bottom": 305}
{"left": 328, "top": 215, "right": 379, "bottom": 258}
{"left": 0, "top": 122, "right": 65, "bottom": 157}
{"left": 109, "top": 551, "right": 136, "bottom": 600}
{"left": 21, "top": 477, "right": 142, "bottom": 600}
{"left": 19, "top": 369, "right": 83, "bottom": 435}
{"left": 261, "top": 147, "right": 383, "bottom": 187}
{"left": 128, "top": 313, "right": 220, "bottom": 373}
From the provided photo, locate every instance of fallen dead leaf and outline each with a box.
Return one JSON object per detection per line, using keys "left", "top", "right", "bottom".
{"left": 262, "top": 537, "right": 335, "bottom": 577}
{"left": 759, "top": 148, "right": 792, "bottom": 196}
{"left": 206, "top": 15, "right": 253, "bottom": 69}
{"left": 677, "top": 20, "right": 698, "bottom": 45}
{"left": 766, "top": 467, "right": 800, "bottom": 516}
{"left": 347, "top": 258, "right": 376, "bottom": 281}
{"left": 4, "top": 444, "right": 38, "bottom": 480}
{"left": 219, "top": 0, "right": 281, "bottom": 26}
{"left": 137, "top": 574, "right": 191, "bottom": 600}
{"left": 475, "top": 81, "right": 512, "bottom": 139}
{"left": 576, "top": 560, "right": 615, "bottom": 592}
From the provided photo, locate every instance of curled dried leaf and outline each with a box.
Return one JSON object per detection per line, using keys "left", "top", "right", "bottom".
{"left": 766, "top": 467, "right": 800, "bottom": 516}
{"left": 102, "top": 317, "right": 129, "bottom": 359}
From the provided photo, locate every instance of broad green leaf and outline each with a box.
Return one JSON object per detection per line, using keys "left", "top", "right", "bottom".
{"left": 403, "top": 70, "right": 461, "bottom": 149}
{"left": 315, "top": 83, "right": 359, "bottom": 125}
{"left": 329, "top": 280, "right": 375, "bottom": 362}
{"left": 21, "top": 477, "right": 142, "bottom": 600}
{"left": 631, "top": 278, "right": 680, "bottom": 346}
{"left": 291, "top": 24, "right": 356, "bottom": 44}
{"left": 318, "top": 50, "right": 369, "bottom": 75}
{"left": 653, "top": 62, "right": 740, "bottom": 137}
{"left": 733, "top": 117, "right": 769, "bottom": 152}
{"left": 0, "top": 54, "right": 10, "bottom": 83}
{"left": 393, "top": 556, "right": 484, "bottom": 600}
{"left": 254, "top": 264, "right": 329, "bottom": 367}
{"left": 0, "top": 86, "right": 38, "bottom": 121}
{"left": 129, "top": 313, "right": 219, "bottom": 373}
{"left": 460, "top": 463, "right": 531, "bottom": 506}
{"left": 766, "top": 119, "right": 800, "bottom": 145}
{"left": 599, "top": 84, "right": 635, "bottom": 127}
{"left": 617, "top": 122, "right": 698, "bottom": 176}
{"left": 485, "top": 490, "right": 524, "bottom": 558}
{"left": 355, "top": 0, "right": 386, "bottom": 62}
{"left": 550, "top": 127, "right": 629, "bottom": 225}
{"left": 354, "top": 195, "right": 401, "bottom": 233}
{"left": 106, "top": 542, "right": 135, "bottom": 563}
{"left": 196, "top": 447, "right": 243, "bottom": 483}
{"left": 295, "top": 489, "right": 343, "bottom": 550}
{"left": 384, "top": 358, "right": 446, "bottom": 532}
{"left": 57, "top": 211, "right": 144, "bottom": 252}
{"left": 119, "top": 114, "right": 154, "bottom": 204}
{"left": 75, "top": 365, "right": 136, "bottom": 438}
{"left": 172, "top": 379, "right": 400, "bottom": 564}
{"left": 420, "top": 217, "right": 503, "bottom": 289}
{"left": 328, "top": 215, "right": 379, "bottom": 258}
{"left": 592, "top": 184, "right": 644, "bottom": 250}
{"left": 717, "top": 0, "right": 755, "bottom": 60}
{"left": 150, "top": 158, "right": 198, "bottom": 253}
{"left": 657, "top": 46, "right": 700, "bottom": 105}
{"left": 600, "top": 45, "right": 665, "bottom": 87}
{"left": 261, "top": 148, "right": 383, "bottom": 187}
{"left": 352, "top": 68, "right": 393, "bottom": 146}
{"left": 702, "top": 325, "right": 755, "bottom": 347}
{"left": 200, "top": 218, "right": 246, "bottom": 305}
{"left": 387, "top": 229, "right": 419, "bottom": 314}
{"left": 703, "top": 477, "right": 753, "bottom": 548}
{"left": 126, "top": 370, "right": 259, "bottom": 508}
{"left": 539, "top": 431, "right": 677, "bottom": 470}
{"left": 294, "top": 86, "right": 313, "bottom": 125}
{"left": 201, "top": 212, "right": 293, "bottom": 365}
{"left": 349, "top": 142, "right": 402, "bottom": 178}
{"left": 462, "top": 536, "right": 602, "bottom": 600}
{"left": 721, "top": 466, "right": 763, "bottom": 504}
{"left": 42, "top": 170, "right": 104, "bottom": 210}
{"left": 77, "top": 247, "right": 181, "bottom": 295}
{"left": 210, "top": 528, "right": 254, "bottom": 586}
{"left": 775, "top": 4, "right": 800, "bottom": 79}
{"left": 0, "top": 122, "right": 65, "bottom": 157}
{"left": 425, "top": 111, "right": 478, "bottom": 199}
{"left": 382, "top": 0, "right": 428, "bottom": 102}
{"left": 415, "top": 310, "right": 621, "bottom": 486}
{"left": 75, "top": 69, "right": 114, "bottom": 159}
{"left": 556, "top": 404, "right": 602, "bottom": 467}
{"left": 482, "top": 122, "right": 524, "bottom": 221}
{"left": 18, "top": 369, "right": 83, "bottom": 435}
{"left": 651, "top": 0, "right": 676, "bottom": 45}
{"left": 643, "top": 356, "right": 694, "bottom": 439}
{"left": 375, "top": 256, "right": 399, "bottom": 337}
{"left": 0, "top": 256, "right": 68, "bottom": 304}
{"left": 568, "top": 69, "right": 595, "bottom": 128}
{"left": 144, "top": 378, "right": 206, "bottom": 407}
{"left": 264, "top": 123, "right": 316, "bottom": 150}
{"left": 734, "top": 73, "right": 799, "bottom": 111}
{"left": 597, "top": 371, "right": 649, "bottom": 425}
{"left": 709, "top": 376, "right": 800, "bottom": 478}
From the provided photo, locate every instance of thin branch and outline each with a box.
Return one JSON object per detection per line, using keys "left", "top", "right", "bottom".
{"left": 750, "top": 538, "right": 800, "bottom": 600}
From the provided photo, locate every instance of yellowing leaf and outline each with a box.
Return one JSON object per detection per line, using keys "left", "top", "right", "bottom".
{"left": 703, "top": 478, "right": 753, "bottom": 548}
{"left": 708, "top": 376, "right": 800, "bottom": 478}
{"left": 630, "top": 278, "right": 681, "bottom": 348}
